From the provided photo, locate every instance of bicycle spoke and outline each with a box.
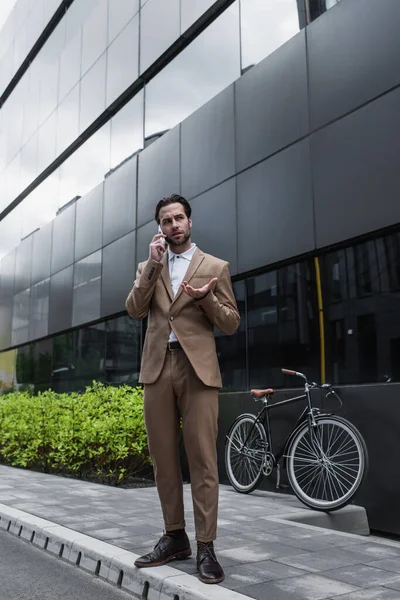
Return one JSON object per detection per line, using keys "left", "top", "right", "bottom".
{"left": 287, "top": 417, "right": 365, "bottom": 509}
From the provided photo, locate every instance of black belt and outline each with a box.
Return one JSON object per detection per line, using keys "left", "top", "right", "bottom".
{"left": 167, "top": 341, "right": 182, "bottom": 351}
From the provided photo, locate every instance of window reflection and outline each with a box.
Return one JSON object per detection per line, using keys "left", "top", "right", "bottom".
{"left": 12, "top": 289, "right": 31, "bottom": 346}
{"left": 105, "top": 316, "right": 141, "bottom": 385}
{"left": 106, "top": 15, "right": 139, "bottom": 106}
{"left": 180, "top": 0, "right": 217, "bottom": 31}
{"left": 20, "top": 171, "right": 59, "bottom": 240}
{"left": 59, "top": 123, "right": 110, "bottom": 209}
{"left": 79, "top": 53, "right": 107, "bottom": 133}
{"left": 74, "top": 323, "right": 105, "bottom": 378}
{"left": 108, "top": 0, "right": 139, "bottom": 45}
{"left": 140, "top": 0, "right": 180, "bottom": 73}
{"left": 72, "top": 251, "right": 102, "bottom": 327}
{"left": 58, "top": 30, "right": 82, "bottom": 103}
{"left": 216, "top": 280, "right": 247, "bottom": 391}
{"left": 247, "top": 263, "right": 318, "bottom": 389}
{"left": 81, "top": 0, "right": 108, "bottom": 76}
{"left": 145, "top": 2, "right": 240, "bottom": 138}
{"left": 29, "top": 279, "right": 50, "bottom": 341}
{"left": 56, "top": 84, "right": 80, "bottom": 155}
{"left": 240, "top": 0, "right": 301, "bottom": 72}
{"left": 323, "top": 232, "right": 400, "bottom": 385}
{"left": 110, "top": 93, "right": 143, "bottom": 168}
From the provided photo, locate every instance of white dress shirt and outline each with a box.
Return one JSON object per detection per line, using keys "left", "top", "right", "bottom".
{"left": 168, "top": 243, "right": 197, "bottom": 342}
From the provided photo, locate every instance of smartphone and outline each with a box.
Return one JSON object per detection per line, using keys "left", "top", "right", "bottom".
{"left": 158, "top": 224, "right": 166, "bottom": 246}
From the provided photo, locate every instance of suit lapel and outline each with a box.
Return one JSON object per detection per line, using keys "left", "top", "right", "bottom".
{"left": 172, "top": 247, "right": 205, "bottom": 305}
{"left": 160, "top": 253, "right": 173, "bottom": 302}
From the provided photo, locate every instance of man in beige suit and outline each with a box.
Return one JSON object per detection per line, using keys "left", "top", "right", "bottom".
{"left": 125, "top": 194, "right": 239, "bottom": 584}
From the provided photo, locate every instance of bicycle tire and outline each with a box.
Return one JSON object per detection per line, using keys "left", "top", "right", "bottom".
{"left": 287, "top": 415, "right": 368, "bottom": 511}
{"left": 225, "top": 414, "right": 267, "bottom": 494}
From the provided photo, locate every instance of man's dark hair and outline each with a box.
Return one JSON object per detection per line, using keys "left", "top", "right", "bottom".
{"left": 155, "top": 194, "right": 191, "bottom": 224}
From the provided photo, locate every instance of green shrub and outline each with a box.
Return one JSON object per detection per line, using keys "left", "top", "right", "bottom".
{"left": 0, "top": 382, "right": 150, "bottom": 485}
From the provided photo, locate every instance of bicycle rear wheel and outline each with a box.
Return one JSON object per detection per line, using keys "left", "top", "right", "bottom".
{"left": 225, "top": 414, "right": 267, "bottom": 493}
{"left": 287, "top": 415, "right": 368, "bottom": 511}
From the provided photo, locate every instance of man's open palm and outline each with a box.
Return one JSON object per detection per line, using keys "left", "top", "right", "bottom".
{"left": 181, "top": 277, "right": 218, "bottom": 300}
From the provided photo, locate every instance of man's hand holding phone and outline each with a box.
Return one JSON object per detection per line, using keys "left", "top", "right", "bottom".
{"left": 149, "top": 226, "right": 167, "bottom": 262}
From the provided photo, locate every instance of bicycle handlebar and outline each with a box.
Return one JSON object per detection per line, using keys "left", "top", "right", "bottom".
{"left": 281, "top": 368, "right": 306, "bottom": 380}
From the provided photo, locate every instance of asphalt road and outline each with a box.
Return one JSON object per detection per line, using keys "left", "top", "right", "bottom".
{"left": 0, "top": 530, "right": 132, "bottom": 600}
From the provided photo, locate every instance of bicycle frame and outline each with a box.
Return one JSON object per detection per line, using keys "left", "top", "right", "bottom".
{"left": 240, "top": 378, "right": 341, "bottom": 469}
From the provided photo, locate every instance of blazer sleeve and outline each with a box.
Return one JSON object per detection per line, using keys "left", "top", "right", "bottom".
{"left": 195, "top": 262, "right": 240, "bottom": 335}
{"left": 125, "top": 259, "right": 163, "bottom": 319}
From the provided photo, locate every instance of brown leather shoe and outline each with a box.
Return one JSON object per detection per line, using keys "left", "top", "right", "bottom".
{"left": 134, "top": 532, "right": 192, "bottom": 568}
{"left": 197, "top": 541, "right": 225, "bottom": 584}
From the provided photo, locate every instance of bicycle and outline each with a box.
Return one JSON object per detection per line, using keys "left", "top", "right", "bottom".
{"left": 225, "top": 369, "right": 368, "bottom": 512}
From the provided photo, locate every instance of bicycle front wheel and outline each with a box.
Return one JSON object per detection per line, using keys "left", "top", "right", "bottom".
{"left": 287, "top": 415, "right": 367, "bottom": 511}
{"left": 225, "top": 414, "right": 267, "bottom": 494}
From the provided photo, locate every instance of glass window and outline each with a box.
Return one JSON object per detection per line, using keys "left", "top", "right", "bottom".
{"left": 240, "top": 0, "right": 301, "bottom": 72}
{"left": 108, "top": 0, "right": 139, "bottom": 44}
{"left": 12, "top": 288, "right": 31, "bottom": 346}
{"left": 29, "top": 278, "right": 50, "bottom": 340}
{"left": 74, "top": 323, "right": 105, "bottom": 378}
{"left": 16, "top": 344, "right": 34, "bottom": 386}
{"left": 15, "top": 236, "right": 33, "bottom": 295}
{"left": 22, "top": 70, "right": 40, "bottom": 144}
{"left": 0, "top": 350, "right": 17, "bottom": 390}
{"left": 145, "top": 3, "right": 240, "bottom": 138}
{"left": 58, "top": 29, "right": 81, "bottom": 103}
{"left": 180, "top": 0, "right": 216, "bottom": 31}
{"left": 247, "top": 262, "right": 318, "bottom": 389}
{"left": 33, "top": 338, "right": 53, "bottom": 384}
{"left": 38, "top": 59, "right": 59, "bottom": 126}
{"left": 51, "top": 203, "right": 76, "bottom": 276}
{"left": 0, "top": 208, "right": 22, "bottom": 260}
{"left": 59, "top": 122, "right": 110, "bottom": 209}
{"left": 81, "top": 0, "right": 108, "bottom": 76}
{"left": 105, "top": 315, "right": 141, "bottom": 385}
{"left": 52, "top": 331, "right": 74, "bottom": 387}
{"left": 20, "top": 134, "right": 38, "bottom": 197}
{"left": 79, "top": 53, "right": 107, "bottom": 133}
{"left": 323, "top": 232, "right": 400, "bottom": 385}
{"left": 4, "top": 151, "right": 23, "bottom": 207}
{"left": 215, "top": 280, "right": 247, "bottom": 391}
{"left": 36, "top": 110, "right": 57, "bottom": 175}
{"left": 140, "top": 0, "right": 180, "bottom": 73}
{"left": 31, "top": 220, "right": 53, "bottom": 285}
{"left": 103, "top": 158, "right": 137, "bottom": 247}
{"left": 56, "top": 84, "right": 80, "bottom": 155}
{"left": 72, "top": 250, "right": 102, "bottom": 327}
{"left": 110, "top": 92, "right": 143, "bottom": 169}
{"left": 106, "top": 15, "right": 139, "bottom": 106}
{"left": 74, "top": 182, "right": 104, "bottom": 262}
{"left": 49, "top": 265, "right": 74, "bottom": 334}
{"left": 322, "top": 250, "right": 348, "bottom": 303}
{"left": 309, "top": 0, "right": 341, "bottom": 22}
{"left": 65, "top": 0, "right": 97, "bottom": 46}
{"left": 21, "top": 171, "right": 59, "bottom": 240}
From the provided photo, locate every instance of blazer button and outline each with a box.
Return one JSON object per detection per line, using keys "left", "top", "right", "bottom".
{"left": 170, "top": 316, "right": 174, "bottom": 321}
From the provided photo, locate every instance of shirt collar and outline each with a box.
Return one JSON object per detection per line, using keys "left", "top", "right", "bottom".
{"left": 168, "top": 243, "right": 197, "bottom": 262}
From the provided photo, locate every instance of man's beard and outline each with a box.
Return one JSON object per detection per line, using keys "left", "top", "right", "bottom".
{"left": 166, "top": 229, "right": 191, "bottom": 247}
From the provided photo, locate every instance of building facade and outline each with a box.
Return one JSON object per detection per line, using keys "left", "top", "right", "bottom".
{"left": 0, "top": 0, "right": 398, "bottom": 399}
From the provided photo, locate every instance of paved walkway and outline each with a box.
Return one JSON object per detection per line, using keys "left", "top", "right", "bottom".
{"left": 1, "top": 465, "right": 400, "bottom": 599}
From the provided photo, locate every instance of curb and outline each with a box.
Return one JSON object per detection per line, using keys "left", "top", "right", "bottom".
{"left": 274, "top": 504, "right": 370, "bottom": 536}
{"left": 0, "top": 503, "right": 249, "bottom": 600}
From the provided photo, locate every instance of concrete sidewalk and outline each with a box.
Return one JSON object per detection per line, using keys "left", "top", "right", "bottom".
{"left": 1, "top": 465, "right": 400, "bottom": 599}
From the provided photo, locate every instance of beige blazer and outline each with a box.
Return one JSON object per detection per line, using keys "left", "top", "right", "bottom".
{"left": 125, "top": 247, "right": 240, "bottom": 387}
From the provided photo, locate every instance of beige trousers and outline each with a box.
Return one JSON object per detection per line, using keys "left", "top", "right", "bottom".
{"left": 143, "top": 347, "right": 219, "bottom": 542}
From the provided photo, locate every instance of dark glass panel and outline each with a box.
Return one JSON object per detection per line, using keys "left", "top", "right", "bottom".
{"left": 215, "top": 280, "right": 247, "bottom": 391}
{"left": 105, "top": 315, "right": 141, "bottom": 385}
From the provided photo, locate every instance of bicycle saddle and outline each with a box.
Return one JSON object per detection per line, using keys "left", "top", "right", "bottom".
{"left": 251, "top": 388, "right": 274, "bottom": 398}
